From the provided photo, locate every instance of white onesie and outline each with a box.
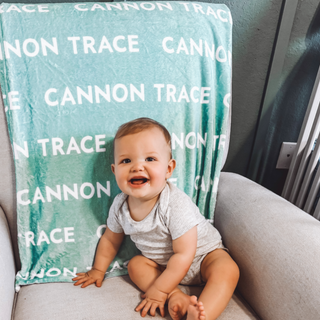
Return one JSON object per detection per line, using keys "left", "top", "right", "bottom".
{"left": 107, "top": 182, "right": 224, "bottom": 285}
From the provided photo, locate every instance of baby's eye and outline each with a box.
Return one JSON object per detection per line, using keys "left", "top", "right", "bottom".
{"left": 121, "top": 159, "right": 131, "bottom": 164}
{"left": 146, "top": 157, "right": 155, "bottom": 162}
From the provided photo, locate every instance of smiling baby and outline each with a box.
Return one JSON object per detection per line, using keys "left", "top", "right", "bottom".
{"left": 73, "top": 117, "right": 239, "bottom": 320}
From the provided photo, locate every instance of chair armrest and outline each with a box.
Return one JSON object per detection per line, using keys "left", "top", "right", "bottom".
{"left": 215, "top": 172, "right": 320, "bottom": 320}
{"left": 0, "top": 206, "right": 16, "bottom": 320}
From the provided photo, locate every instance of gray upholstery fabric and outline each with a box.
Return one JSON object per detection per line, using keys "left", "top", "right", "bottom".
{"left": 221, "top": 103, "right": 231, "bottom": 169}
{"left": 13, "top": 276, "right": 258, "bottom": 320}
{"left": 215, "top": 172, "right": 320, "bottom": 320}
{"left": 0, "top": 94, "right": 19, "bottom": 268}
{"left": 0, "top": 206, "right": 16, "bottom": 320}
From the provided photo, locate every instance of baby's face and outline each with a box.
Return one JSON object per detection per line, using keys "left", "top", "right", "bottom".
{"left": 112, "top": 127, "right": 175, "bottom": 202}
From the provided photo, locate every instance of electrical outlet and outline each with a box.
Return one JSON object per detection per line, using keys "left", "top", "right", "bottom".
{"left": 276, "top": 142, "right": 297, "bottom": 169}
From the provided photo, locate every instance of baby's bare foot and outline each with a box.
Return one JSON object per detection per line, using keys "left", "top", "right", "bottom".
{"left": 186, "top": 300, "right": 206, "bottom": 320}
{"left": 168, "top": 290, "right": 197, "bottom": 320}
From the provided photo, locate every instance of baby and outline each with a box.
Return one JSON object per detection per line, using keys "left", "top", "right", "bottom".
{"left": 73, "top": 118, "right": 239, "bottom": 320}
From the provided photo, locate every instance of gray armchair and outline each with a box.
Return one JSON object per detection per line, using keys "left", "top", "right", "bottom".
{"left": 1, "top": 90, "right": 320, "bottom": 320}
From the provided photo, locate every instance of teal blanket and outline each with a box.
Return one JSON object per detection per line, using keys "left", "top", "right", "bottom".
{"left": 0, "top": 1, "right": 232, "bottom": 286}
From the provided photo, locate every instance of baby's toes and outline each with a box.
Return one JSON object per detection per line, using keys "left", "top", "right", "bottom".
{"left": 197, "top": 301, "right": 204, "bottom": 311}
{"left": 189, "top": 295, "right": 198, "bottom": 306}
{"left": 197, "top": 302, "right": 206, "bottom": 320}
{"left": 199, "top": 309, "right": 206, "bottom": 320}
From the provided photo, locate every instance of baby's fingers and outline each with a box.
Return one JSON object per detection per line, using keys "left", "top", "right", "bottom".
{"left": 80, "top": 278, "right": 96, "bottom": 288}
{"left": 73, "top": 278, "right": 88, "bottom": 286}
{"left": 141, "top": 301, "right": 152, "bottom": 317}
{"left": 135, "top": 299, "right": 147, "bottom": 312}
{"left": 96, "top": 279, "right": 103, "bottom": 287}
{"left": 159, "top": 305, "right": 165, "bottom": 317}
{"left": 150, "top": 302, "right": 165, "bottom": 317}
{"left": 72, "top": 273, "right": 86, "bottom": 281}
{"left": 149, "top": 303, "right": 158, "bottom": 317}
{"left": 73, "top": 274, "right": 92, "bottom": 286}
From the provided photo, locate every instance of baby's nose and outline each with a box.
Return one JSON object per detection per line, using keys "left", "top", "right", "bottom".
{"left": 131, "top": 161, "right": 144, "bottom": 172}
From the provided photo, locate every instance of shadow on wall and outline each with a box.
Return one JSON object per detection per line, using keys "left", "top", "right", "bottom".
{"left": 223, "top": 0, "right": 283, "bottom": 176}
{"left": 250, "top": 3, "right": 320, "bottom": 195}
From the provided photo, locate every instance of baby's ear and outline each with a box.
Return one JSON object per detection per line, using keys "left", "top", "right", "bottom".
{"left": 111, "top": 164, "right": 115, "bottom": 174}
{"left": 166, "top": 159, "right": 176, "bottom": 178}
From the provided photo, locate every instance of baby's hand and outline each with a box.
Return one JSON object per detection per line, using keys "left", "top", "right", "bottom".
{"left": 135, "top": 285, "right": 168, "bottom": 317}
{"left": 72, "top": 267, "right": 105, "bottom": 288}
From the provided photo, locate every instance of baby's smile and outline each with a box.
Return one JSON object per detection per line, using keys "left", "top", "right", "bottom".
{"left": 129, "top": 176, "right": 149, "bottom": 186}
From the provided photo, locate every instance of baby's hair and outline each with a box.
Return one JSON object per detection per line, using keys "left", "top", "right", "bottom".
{"left": 114, "top": 117, "right": 172, "bottom": 159}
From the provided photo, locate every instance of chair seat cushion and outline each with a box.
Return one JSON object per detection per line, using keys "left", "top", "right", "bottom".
{"left": 14, "top": 275, "right": 259, "bottom": 320}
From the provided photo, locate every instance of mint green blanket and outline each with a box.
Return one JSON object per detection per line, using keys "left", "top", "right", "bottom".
{"left": 0, "top": 1, "right": 232, "bottom": 286}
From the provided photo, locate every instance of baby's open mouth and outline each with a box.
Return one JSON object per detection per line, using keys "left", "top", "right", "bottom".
{"left": 130, "top": 178, "right": 149, "bottom": 185}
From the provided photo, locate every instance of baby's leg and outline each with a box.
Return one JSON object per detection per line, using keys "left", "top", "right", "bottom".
{"left": 128, "top": 255, "right": 195, "bottom": 319}
{"left": 127, "top": 255, "right": 164, "bottom": 293}
{"left": 196, "top": 249, "right": 240, "bottom": 320}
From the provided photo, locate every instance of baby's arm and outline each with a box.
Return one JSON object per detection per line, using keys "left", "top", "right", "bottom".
{"left": 155, "top": 225, "right": 197, "bottom": 291}
{"left": 136, "top": 226, "right": 197, "bottom": 314}
{"left": 73, "top": 227, "right": 124, "bottom": 288}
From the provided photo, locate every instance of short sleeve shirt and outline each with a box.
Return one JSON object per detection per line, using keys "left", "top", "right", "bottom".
{"left": 107, "top": 182, "right": 222, "bottom": 265}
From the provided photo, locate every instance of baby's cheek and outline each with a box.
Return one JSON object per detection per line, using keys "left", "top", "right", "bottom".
{"left": 153, "top": 169, "right": 167, "bottom": 182}
{"left": 116, "top": 175, "right": 126, "bottom": 188}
